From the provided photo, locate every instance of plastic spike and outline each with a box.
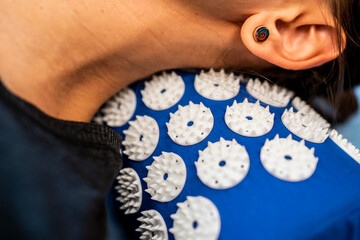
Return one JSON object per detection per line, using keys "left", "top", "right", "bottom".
{"left": 310, "top": 147, "right": 315, "bottom": 154}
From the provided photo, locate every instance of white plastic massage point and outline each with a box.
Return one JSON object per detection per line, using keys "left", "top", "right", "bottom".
{"left": 92, "top": 110, "right": 103, "bottom": 125}
{"left": 100, "top": 87, "right": 137, "bottom": 127}
{"left": 123, "top": 115, "right": 159, "bottom": 161}
{"left": 194, "top": 68, "right": 242, "bottom": 100}
{"left": 143, "top": 152, "right": 187, "bottom": 202}
{"left": 195, "top": 138, "right": 250, "bottom": 189}
{"left": 291, "top": 97, "right": 330, "bottom": 129}
{"left": 246, "top": 78, "right": 294, "bottom": 107}
{"left": 281, "top": 107, "right": 329, "bottom": 143}
{"left": 329, "top": 129, "right": 360, "bottom": 163}
{"left": 166, "top": 101, "right": 214, "bottom": 146}
{"left": 225, "top": 98, "right": 275, "bottom": 137}
{"left": 260, "top": 134, "right": 319, "bottom": 182}
{"left": 136, "top": 210, "right": 168, "bottom": 240}
{"left": 115, "top": 168, "right": 142, "bottom": 214}
{"left": 169, "top": 196, "right": 221, "bottom": 240}
{"left": 292, "top": 96, "right": 314, "bottom": 111}
{"left": 141, "top": 72, "right": 185, "bottom": 110}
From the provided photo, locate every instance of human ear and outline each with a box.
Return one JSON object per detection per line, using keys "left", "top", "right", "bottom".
{"left": 240, "top": 7, "right": 345, "bottom": 70}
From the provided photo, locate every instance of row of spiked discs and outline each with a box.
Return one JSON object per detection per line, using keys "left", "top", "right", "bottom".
{"left": 95, "top": 69, "right": 360, "bottom": 240}
{"left": 95, "top": 69, "right": 346, "bottom": 145}
{"left": 119, "top": 97, "right": 332, "bottom": 164}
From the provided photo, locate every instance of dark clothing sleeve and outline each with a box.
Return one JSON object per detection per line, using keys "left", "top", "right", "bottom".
{"left": 0, "top": 81, "right": 123, "bottom": 240}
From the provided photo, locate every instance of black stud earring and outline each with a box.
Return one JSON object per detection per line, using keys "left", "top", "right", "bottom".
{"left": 254, "top": 26, "right": 269, "bottom": 42}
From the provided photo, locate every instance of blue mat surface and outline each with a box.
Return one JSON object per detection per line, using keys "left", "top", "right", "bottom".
{"left": 105, "top": 72, "right": 360, "bottom": 240}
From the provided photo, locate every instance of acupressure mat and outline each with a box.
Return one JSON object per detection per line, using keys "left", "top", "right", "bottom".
{"left": 96, "top": 70, "right": 360, "bottom": 240}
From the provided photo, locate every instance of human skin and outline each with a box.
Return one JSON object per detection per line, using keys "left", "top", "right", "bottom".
{"left": 0, "top": 0, "right": 342, "bottom": 122}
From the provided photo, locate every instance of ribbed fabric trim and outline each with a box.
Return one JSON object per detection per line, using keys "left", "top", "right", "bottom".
{"left": 0, "top": 80, "right": 122, "bottom": 163}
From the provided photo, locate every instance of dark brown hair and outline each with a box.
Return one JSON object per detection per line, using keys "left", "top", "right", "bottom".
{"left": 250, "top": 0, "right": 360, "bottom": 124}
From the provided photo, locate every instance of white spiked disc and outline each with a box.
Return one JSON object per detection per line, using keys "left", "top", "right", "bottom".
{"left": 100, "top": 87, "right": 137, "bottom": 127}
{"left": 115, "top": 168, "right": 142, "bottom": 214}
{"left": 195, "top": 138, "right": 250, "bottom": 189}
{"left": 169, "top": 196, "right": 221, "bottom": 240}
{"left": 167, "top": 102, "right": 214, "bottom": 146}
{"left": 329, "top": 129, "right": 360, "bottom": 163}
{"left": 123, "top": 115, "right": 159, "bottom": 161}
{"left": 281, "top": 107, "right": 329, "bottom": 143}
{"left": 260, "top": 134, "right": 319, "bottom": 182}
{"left": 246, "top": 78, "right": 294, "bottom": 107}
{"left": 136, "top": 209, "right": 168, "bottom": 240}
{"left": 225, "top": 98, "right": 274, "bottom": 137}
{"left": 194, "top": 68, "right": 241, "bottom": 100}
{"left": 141, "top": 71, "right": 185, "bottom": 110}
{"left": 144, "top": 152, "right": 187, "bottom": 202}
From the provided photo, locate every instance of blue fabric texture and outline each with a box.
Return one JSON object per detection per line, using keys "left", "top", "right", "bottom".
{"left": 103, "top": 70, "right": 360, "bottom": 240}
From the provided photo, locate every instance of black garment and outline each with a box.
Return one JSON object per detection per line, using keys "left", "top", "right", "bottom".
{"left": 0, "top": 81, "right": 122, "bottom": 239}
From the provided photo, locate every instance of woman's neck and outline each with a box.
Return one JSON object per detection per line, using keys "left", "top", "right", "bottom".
{"left": 0, "top": 0, "right": 267, "bottom": 122}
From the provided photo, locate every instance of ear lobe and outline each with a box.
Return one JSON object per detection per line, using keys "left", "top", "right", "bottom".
{"left": 241, "top": 11, "right": 344, "bottom": 70}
